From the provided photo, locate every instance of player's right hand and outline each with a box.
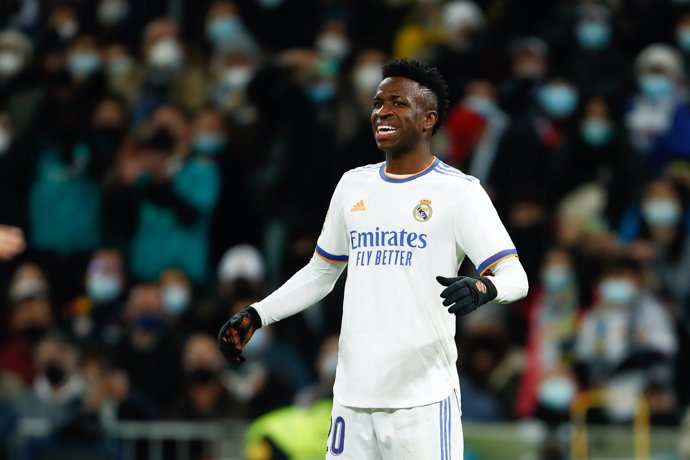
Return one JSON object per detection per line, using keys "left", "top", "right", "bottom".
{"left": 218, "top": 308, "right": 262, "bottom": 365}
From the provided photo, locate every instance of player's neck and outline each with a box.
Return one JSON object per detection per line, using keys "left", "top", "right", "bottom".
{"left": 384, "top": 149, "right": 435, "bottom": 175}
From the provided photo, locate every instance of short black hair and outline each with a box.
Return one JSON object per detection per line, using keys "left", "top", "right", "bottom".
{"left": 381, "top": 59, "right": 450, "bottom": 135}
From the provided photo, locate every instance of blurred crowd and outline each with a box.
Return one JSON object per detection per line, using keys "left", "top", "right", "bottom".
{"left": 1, "top": 0, "right": 690, "bottom": 457}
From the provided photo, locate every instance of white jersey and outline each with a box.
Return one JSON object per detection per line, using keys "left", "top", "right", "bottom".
{"left": 316, "top": 157, "right": 518, "bottom": 408}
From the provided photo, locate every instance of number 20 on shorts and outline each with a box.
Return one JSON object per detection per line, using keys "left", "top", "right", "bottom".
{"left": 327, "top": 416, "right": 345, "bottom": 455}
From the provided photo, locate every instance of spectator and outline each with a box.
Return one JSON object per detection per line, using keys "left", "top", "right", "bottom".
{"left": 518, "top": 247, "right": 580, "bottom": 423}
{"left": 626, "top": 44, "right": 690, "bottom": 177}
{"left": 132, "top": 18, "right": 207, "bottom": 122}
{"left": 115, "top": 283, "right": 182, "bottom": 415}
{"left": 204, "top": 1, "right": 258, "bottom": 59}
{"left": 63, "top": 248, "right": 126, "bottom": 345}
{"left": 622, "top": 178, "right": 690, "bottom": 312}
{"left": 102, "top": 41, "right": 144, "bottom": 107}
{"left": 498, "top": 37, "right": 548, "bottom": 117}
{"left": 552, "top": 96, "right": 639, "bottom": 229}
{"left": 565, "top": 3, "right": 634, "bottom": 103}
{"left": 124, "top": 110, "right": 221, "bottom": 285}
{"left": 428, "top": 0, "right": 490, "bottom": 104}
{"left": 170, "top": 333, "right": 245, "bottom": 420}
{"left": 0, "top": 29, "right": 43, "bottom": 137}
{"left": 575, "top": 257, "right": 677, "bottom": 423}
{"left": 0, "top": 263, "right": 54, "bottom": 386}
{"left": 14, "top": 335, "right": 101, "bottom": 444}
{"left": 294, "top": 334, "right": 338, "bottom": 407}
{"left": 492, "top": 75, "right": 579, "bottom": 211}
{"left": 676, "top": 11, "right": 690, "bottom": 77}
{"left": 158, "top": 268, "right": 194, "bottom": 332}
{"left": 445, "top": 79, "right": 509, "bottom": 184}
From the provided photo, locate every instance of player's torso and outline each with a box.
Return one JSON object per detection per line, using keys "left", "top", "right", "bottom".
{"left": 340, "top": 167, "right": 463, "bottom": 275}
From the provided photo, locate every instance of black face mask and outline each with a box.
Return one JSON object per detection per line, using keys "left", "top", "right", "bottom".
{"left": 44, "top": 363, "right": 66, "bottom": 387}
{"left": 17, "top": 326, "right": 48, "bottom": 343}
{"left": 186, "top": 367, "right": 217, "bottom": 385}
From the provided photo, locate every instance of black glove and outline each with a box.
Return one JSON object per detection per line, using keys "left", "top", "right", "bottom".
{"left": 218, "top": 307, "right": 262, "bottom": 365}
{"left": 436, "top": 276, "right": 497, "bottom": 316}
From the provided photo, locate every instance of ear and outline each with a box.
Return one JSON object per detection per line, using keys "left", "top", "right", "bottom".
{"left": 423, "top": 110, "right": 438, "bottom": 133}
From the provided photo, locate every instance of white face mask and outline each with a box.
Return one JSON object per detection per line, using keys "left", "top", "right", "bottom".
{"left": 147, "top": 38, "right": 183, "bottom": 69}
{"left": 221, "top": 66, "right": 253, "bottom": 90}
{"left": 162, "top": 285, "right": 191, "bottom": 315}
{"left": 0, "top": 51, "right": 24, "bottom": 78}
{"left": 98, "top": 0, "right": 129, "bottom": 26}
{"left": 352, "top": 64, "right": 382, "bottom": 97}
{"left": 316, "top": 33, "right": 350, "bottom": 61}
{"left": 55, "top": 20, "right": 79, "bottom": 40}
{"left": 538, "top": 376, "right": 576, "bottom": 411}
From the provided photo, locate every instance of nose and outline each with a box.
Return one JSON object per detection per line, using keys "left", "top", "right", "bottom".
{"left": 373, "top": 103, "right": 393, "bottom": 120}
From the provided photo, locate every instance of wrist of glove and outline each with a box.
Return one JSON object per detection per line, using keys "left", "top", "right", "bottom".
{"left": 436, "top": 275, "right": 497, "bottom": 316}
{"left": 218, "top": 307, "right": 262, "bottom": 365}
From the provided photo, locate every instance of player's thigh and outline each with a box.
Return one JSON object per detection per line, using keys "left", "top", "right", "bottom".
{"left": 326, "top": 400, "right": 382, "bottom": 460}
{"left": 374, "top": 393, "right": 464, "bottom": 460}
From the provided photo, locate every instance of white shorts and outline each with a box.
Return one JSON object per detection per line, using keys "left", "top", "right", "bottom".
{"left": 326, "top": 391, "right": 463, "bottom": 460}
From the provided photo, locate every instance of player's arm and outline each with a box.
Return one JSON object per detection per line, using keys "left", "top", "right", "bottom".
{"left": 437, "top": 180, "right": 528, "bottom": 316}
{"left": 219, "top": 178, "right": 349, "bottom": 364}
{"left": 218, "top": 254, "right": 346, "bottom": 364}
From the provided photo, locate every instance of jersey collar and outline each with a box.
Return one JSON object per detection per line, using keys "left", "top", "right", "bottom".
{"left": 379, "top": 157, "right": 438, "bottom": 183}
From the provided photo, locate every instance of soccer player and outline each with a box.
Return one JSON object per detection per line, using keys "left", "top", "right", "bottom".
{"left": 219, "top": 60, "right": 529, "bottom": 459}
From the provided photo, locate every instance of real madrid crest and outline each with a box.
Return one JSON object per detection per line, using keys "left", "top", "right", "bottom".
{"left": 413, "top": 198, "right": 433, "bottom": 222}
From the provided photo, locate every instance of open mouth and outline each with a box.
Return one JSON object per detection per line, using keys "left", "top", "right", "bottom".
{"left": 375, "top": 125, "right": 398, "bottom": 141}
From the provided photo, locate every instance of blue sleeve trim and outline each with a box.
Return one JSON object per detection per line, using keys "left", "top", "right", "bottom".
{"left": 477, "top": 249, "right": 518, "bottom": 275}
{"left": 315, "top": 245, "right": 348, "bottom": 263}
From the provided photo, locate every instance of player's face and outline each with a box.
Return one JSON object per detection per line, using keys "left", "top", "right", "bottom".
{"left": 371, "top": 77, "right": 435, "bottom": 154}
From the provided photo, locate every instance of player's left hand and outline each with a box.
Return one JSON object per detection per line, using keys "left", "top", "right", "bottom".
{"left": 218, "top": 307, "right": 262, "bottom": 365}
{"left": 436, "top": 276, "right": 497, "bottom": 316}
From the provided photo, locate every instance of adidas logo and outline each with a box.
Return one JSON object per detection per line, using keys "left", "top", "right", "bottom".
{"left": 351, "top": 199, "right": 366, "bottom": 212}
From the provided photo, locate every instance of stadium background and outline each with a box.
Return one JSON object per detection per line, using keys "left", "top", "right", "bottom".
{"left": 0, "top": 0, "right": 689, "bottom": 458}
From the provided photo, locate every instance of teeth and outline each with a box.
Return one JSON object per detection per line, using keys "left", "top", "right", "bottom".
{"left": 377, "top": 126, "right": 397, "bottom": 133}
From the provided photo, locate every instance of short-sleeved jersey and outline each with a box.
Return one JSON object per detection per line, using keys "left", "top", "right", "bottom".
{"left": 317, "top": 158, "right": 517, "bottom": 409}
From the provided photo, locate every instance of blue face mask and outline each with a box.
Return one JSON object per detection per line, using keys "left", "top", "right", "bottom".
{"left": 639, "top": 75, "right": 674, "bottom": 100}
{"left": 67, "top": 52, "right": 101, "bottom": 77}
{"left": 642, "top": 198, "right": 682, "bottom": 227}
{"left": 192, "top": 134, "right": 226, "bottom": 155}
{"left": 465, "top": 95, "right": 496, "bottom": 117}
{"left": 580, "top": 118, "right": 613, "bottom": 147}
{"left": 162, "top": 285, "right": 190, "bottom": 315}
{"left": 575, "top": 20, "right": 611, "bottom": 50}
{"left": 305, "top": 82, "right": 336, "bottom": 104}
{"left": 206, "top": 16, "right": 242, "bottom": 46}
{"left": 677, "top": 28, "right": 690, "bottom": 52}
{"left": 541, "top": 266, "right": 574, "bottom": 293}
{"left": 538, "top": 377, "right": 576, "bottom": 411}
{"left": 539, "top": 84, "right": 579, "bottom": 118}
{"left": 86, "top": 274, "right": 121, "bottom": 303}
{"left": 599, "top": 278, "right": 637, "bottom": 305}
